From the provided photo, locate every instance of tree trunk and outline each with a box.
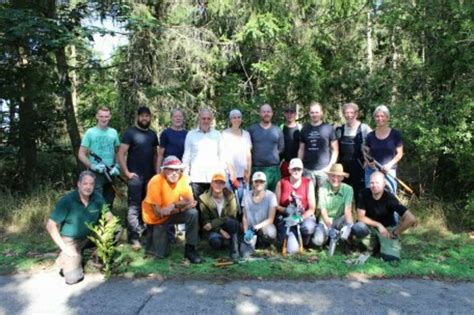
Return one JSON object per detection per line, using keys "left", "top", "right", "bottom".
{"left": 17, "top": 47, "right": 37, "bottom": 185}
{"left": 367, "top": 11, "right": 373, "bottom": 73}
{"left": 55, "top": 47, "right": 82, "bottom": 165}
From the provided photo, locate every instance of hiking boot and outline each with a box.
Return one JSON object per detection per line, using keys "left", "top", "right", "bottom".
{"left": 130, "top": 239, "right": 142, "bottom": 251}
{"left": 184, "top": 244, "right": 202, "bottom": 264}
{"left": 229, "top": 234, "right": 240, "bottom": 261}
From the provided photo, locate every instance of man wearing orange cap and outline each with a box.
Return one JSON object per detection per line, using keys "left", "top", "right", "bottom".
{"left": 142, "top": 155, "right": 202, "bottom": 263}
{"left": 199, "top": 172, "right": 240, "bottom": 260}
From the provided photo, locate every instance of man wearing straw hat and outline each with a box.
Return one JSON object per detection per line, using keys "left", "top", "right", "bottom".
{"left": 313, "top": 163, "right": 354, "bottom": 247}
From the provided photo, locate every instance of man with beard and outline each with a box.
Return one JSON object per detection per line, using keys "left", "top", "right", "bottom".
{"left": 117, "top": 106, "right": 159, "bottom": 250}
{"left": 46, "top": 171, "right": 111, "bottom": 285}
{"left": 248, "top": 104, "right": 285, "bottom": 192}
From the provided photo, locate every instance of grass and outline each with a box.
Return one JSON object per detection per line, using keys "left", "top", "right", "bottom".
{"left": 0, "top": 186, "right": 473, "bottom": 280}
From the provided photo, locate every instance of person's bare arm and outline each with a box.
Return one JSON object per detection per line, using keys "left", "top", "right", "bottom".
{"left": 274, "top": 181, "right": 285, "bottom": 214}
{"left": 383, "top": 145, "right": 404, "bottom": 173}
{"left": 78, "top": 146, "right": 91, "bottom": 169}
{"left": 343, "top": 204, "right": 354, "bottom": 225}
{"left": 392, "top": 210, "right": 416, "bottom": 237}
{"left": 46, "top": 219, "right": 78, "bottom": 257}
{"left": 357, "top": 208, "right": 389, "bottom": 238}
{"left": 117, "top": 143, "right": 137, "bottom": 180}
{"left": 297, "top": 142, "right": 305, "bottom": 160}
{"left": 156, "top": 147, "right": 166, "bottom": 173}
{"left": 303, "top": 181, "right": 316, "bottom": 219}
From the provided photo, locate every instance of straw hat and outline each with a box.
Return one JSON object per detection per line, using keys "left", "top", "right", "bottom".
{"left": 325, "top": 163, "right": 349, "bottom": 178}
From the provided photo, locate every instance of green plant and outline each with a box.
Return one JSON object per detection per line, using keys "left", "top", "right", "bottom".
{"left": 86, "top": 207, "right": 121, "bottom": 278}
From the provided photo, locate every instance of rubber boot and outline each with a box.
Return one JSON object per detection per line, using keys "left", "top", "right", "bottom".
{"left": 229, "top": 234, "right": 240, "bottom": 261}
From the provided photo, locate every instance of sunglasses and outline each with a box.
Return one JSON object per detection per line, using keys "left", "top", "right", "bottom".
{"left": 290, "top": 168, "right": 302, "bottom": 172}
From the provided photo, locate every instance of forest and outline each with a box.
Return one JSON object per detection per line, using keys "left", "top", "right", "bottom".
{"left": 0, "top": 0, "right": 472, "bottom": 230}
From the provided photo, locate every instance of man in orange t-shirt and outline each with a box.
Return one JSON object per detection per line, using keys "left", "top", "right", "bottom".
{"left": 142, "top": 155, "right": 202, "bottom": 263}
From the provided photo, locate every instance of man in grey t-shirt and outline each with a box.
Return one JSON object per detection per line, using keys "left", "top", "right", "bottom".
{"left": 240, "top": 172, "right": 277, "bottom": 257}
{"left": 247, "top": 104, "right": 285, "bottom": 192}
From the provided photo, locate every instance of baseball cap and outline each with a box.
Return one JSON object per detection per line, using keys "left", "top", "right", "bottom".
{"left": 252, "top": 171, "right": 267, "bottom": 182}
{"left": 212, "top": 172, "right": 226, "bottom": 182}
{"left": 137, "top": 106, "right": 151, "bottom": 115}
{"left": 288, "top": 158, "right": 303, "bottom": 170}
{"left": 161, "top": 155, "right": 185, "bottom": 170}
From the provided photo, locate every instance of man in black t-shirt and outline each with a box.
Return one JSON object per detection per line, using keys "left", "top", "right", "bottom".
{"left": 352, "top": 172, "right": 416, "bottom": 261}
{"left": 280, "top": 105, "right": 301, "bottom": 178}
{"left": 117, "top": 106, "right": 159, "bottom": 249}
{"left": 298, "top": 101, "right": 338, "bottom": 188}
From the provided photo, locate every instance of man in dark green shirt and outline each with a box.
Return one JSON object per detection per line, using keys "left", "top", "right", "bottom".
{"left": 46, "top": 171, "right": 111, "bottom": 285}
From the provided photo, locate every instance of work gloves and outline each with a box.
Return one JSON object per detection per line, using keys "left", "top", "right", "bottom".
{"left": 109, "top": 164, "right": 120, "bottom": 176}
{"left": 91, "top": 163, "right": 106, "bottom": 174}
{"left": 243, "top": 226, "right": 256, "bottom": 244}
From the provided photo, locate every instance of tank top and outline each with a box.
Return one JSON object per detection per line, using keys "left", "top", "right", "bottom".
{"left": 279, "top": 177, "right": 310, "bottom": 210}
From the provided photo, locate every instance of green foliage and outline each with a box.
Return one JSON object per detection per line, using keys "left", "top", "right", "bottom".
{"left": 85, "top": 207, "right": 121, "bottom": 278}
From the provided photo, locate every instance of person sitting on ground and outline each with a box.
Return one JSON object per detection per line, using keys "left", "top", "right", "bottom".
{"left": 275, "top": 158, "right": 317, "bottom": 254}
{"left": 46, "top": 171, "right": 112, "bottom": 285}
{"left": 240, "top": 172, "right": 277, "bottom": 258}
{"left": 313, "top": 163, "right": 354, "bottom": 250}
{"left": 199, "top": 172, "right": 240, "bottom": 261}
{"left": 141, "top": 155, "right": 202, "bottom": 263}
{"left": 352, "top": 171, "right": 417, "bottom": 261}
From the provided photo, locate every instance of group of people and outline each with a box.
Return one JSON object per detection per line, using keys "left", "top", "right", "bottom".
{"left": 46, "top": 102, "right": 417, "bottom": 285}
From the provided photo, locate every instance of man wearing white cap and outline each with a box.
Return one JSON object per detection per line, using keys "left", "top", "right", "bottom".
{"left": 142, "top": 155, "right": 202, "bottom": 263}
{"left": 313, "top": 163, "right": 354, "bottom": 247}
{"left": 240, "top": 171, "right": 277, "bottom": 257}
{"left": 275, "top": 158, "right": 317, "bottom": 254}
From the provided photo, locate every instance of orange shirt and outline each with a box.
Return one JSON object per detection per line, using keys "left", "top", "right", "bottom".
{"left": 142, "top": 173, "right": 193, "bottom": 225}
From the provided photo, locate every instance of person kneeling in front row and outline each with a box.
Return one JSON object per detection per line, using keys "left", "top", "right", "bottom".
{"left": 46, "top": 171, "right": 112, "bottom": 285}
{"left": 352, "top": 171, "right": 416, "bottom": 261}
{"left": 141, "top": 155, "right": 202, "bottom": 263}
{"left": 240, "top": 172, "right": 277, "bottom": 258}
{"left": 200, "top": 172, "right": 240, "bottom": 261}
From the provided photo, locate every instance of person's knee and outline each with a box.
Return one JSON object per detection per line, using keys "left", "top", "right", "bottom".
{"left": 222, "top": 218, "right": 239, "bottom": 235}
{"left": 312, "top": 225, "right": 327, "bottom": 246}
{"left": 64, "top": 268, "right": 84, "bottom": 285}
{"left": 301, "top": 218, "right": 316, "bottom": 235}
{"left": 262, "top": 224, "right": 277, "bottom": 240}
{"left": 186, "top": 208, "right": 199, "bottom": 221}
{"left": 208, "top": 235, "right": 223, "bottom": 249}
{"left": 352, "top": 222, "right": 369, "bottom": 238}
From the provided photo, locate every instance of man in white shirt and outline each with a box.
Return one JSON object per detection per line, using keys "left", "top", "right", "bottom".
{"left": 182, "top": 108, "right": 223, "bottom": 201}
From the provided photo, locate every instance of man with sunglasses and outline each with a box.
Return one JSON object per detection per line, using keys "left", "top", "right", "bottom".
{"left": 142, "top": 156, "right": 202, "bottom": 263}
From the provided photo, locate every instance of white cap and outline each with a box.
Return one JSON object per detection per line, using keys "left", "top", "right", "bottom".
{"left": 252, "top": 171, "right": 266, "bottom": 182}
{"left": 288, "top": 158, "right": 303, "bottom": 170}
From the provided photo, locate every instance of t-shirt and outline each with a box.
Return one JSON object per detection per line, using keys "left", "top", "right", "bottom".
{"left": 221, "top": 129, "right": 252, "bottom": 178}
{"left": 50, "top": 191, "right": 107, "bottom": 239}
{"left": 242, "top": 190, "right": 277, "bottom": 227}
{"left": 365, "top": 129, "right": 403, "bottom": 169}
{"left": 357, "top": 188, "right": 407, "bottom": 227}
{"left": 122, "top": 127, "right": 159, "bottom": 178}
{"left": 278, "top": 176, "right": 310, "bottom": 210}
{"left": 248, "top": 123, "right": 284, "bottom": 167}
{"left": 300, "top": 123, "right": 336, "bottom": 170}
{"left": 142, "top": 173, "right": 193, "bottom": 225}
{"left": 318, "top": 182, "right": 353, "bottom": 218}
{"left": 81, "top": 126, "right": 120, "bottom": 167}
{"left": 159, "top": 128, "right": 188, "bottom": 160}
{"left": 281, "top": 125, "right": 301, "bottom": 161}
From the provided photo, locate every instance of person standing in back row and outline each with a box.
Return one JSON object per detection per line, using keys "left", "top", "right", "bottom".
{"left": 248, "top": 104, "right": 285, "bottom": 192}
{"left": 78, "top": 106, "right": 121, "bottom": 210}
{"left": 280, "top": 105, "right": 301, "bottom": 178}
{"left": 298, "top": 101, "right": 338, "bottom": 190}
{"left": 116, "top": 106, "right": 159, "bottom": 250}
{"left": 336, "top": 102, "right": 371, "bottom": 201}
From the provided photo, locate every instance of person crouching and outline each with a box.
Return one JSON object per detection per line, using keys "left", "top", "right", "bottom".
{"left": 200, "top": 172, "right": 240, "bottom": 261}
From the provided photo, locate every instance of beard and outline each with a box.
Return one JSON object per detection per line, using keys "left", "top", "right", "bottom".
{"left": 137, "top": 120, "right": 150, "bottom": 129}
